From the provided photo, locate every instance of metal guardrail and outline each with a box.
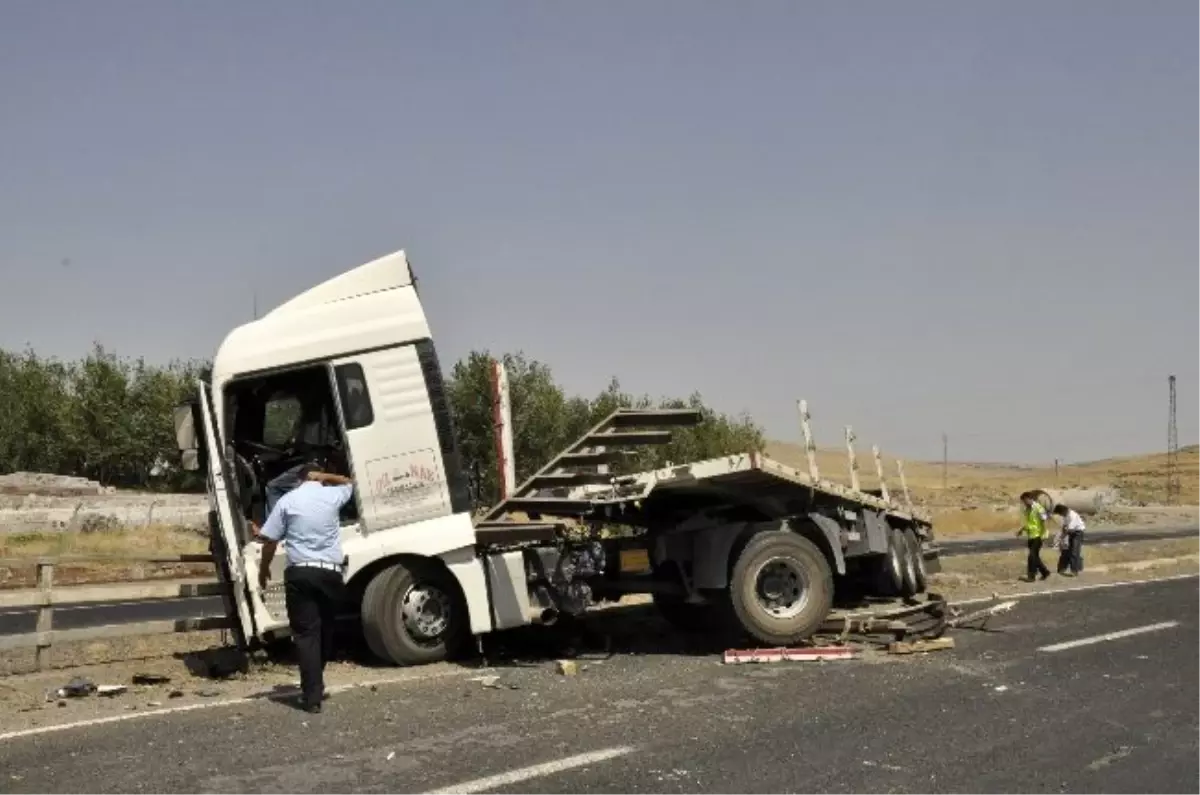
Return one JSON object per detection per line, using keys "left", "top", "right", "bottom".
{"left": 0, "top": 554, "right": 228, "bottom": 669}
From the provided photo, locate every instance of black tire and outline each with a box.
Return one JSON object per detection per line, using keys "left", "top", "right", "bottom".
{"left": 904, "top": 527, "right": 928, "bottom": 593}
{"left": 896, "top": 527, "right": 919, "bottom": 597}
{"left": 360, "top": 567, "right": 395, "bottom": 663}
{"left": 360, "top": 560, "right": 468, "bottom": 666}
{"left": 871, "top": 529, "right": 905, "bottom": 597}
{"left": 727, "top": 531, "right": 834, "bottom": 646}
{"left": 652, "top": 593, "right": 720, "bottom": 633}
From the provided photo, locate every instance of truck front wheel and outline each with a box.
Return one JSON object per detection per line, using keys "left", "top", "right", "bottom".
{"left": 727, "top": 531, "right": 834, "bottom": 646}
{"left": 361, "top": 560, "right": 468, "bottom": 666}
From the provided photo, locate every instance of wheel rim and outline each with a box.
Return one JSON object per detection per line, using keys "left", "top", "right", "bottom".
{"left": 400, "top": 583, "right": 452, "bottom": 643}
{"left": 753, "top": 557, "right": 810, "bottom": 619}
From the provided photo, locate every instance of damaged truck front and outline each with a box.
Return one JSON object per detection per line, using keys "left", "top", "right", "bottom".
{"left": 174, "top": 247, "right": 940, "bottom": 666}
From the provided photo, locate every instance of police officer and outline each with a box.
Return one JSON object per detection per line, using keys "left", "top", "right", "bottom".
{"left": 256, "top": 466, "right": 354, "bottom": 713}
{"left": 1016, "top": 491, "right": 1051, "bottom": 582}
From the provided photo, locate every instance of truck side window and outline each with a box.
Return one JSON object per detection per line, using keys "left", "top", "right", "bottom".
{"left": 335, "top": 363, "right": 374, "bottom": 430}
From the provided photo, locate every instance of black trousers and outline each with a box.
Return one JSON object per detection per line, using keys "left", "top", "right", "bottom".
{"left": 1057, "top": 531, "right": 1084, "bottom": 575}
{"left": 1027, "top": 538, "right": 1050, "bottom": 579}
{"left": 284, "top": 566, "right": 345, "bottom": 705}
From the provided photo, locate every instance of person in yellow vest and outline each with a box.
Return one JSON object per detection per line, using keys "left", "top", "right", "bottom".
{"left": 1016, "top": 491, "right": 1051, "bottom": 581}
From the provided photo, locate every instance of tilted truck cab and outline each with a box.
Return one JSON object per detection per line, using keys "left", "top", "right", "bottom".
{"left": 178, "top": 250, "right": 496, "bottom": 663}
{"left": 177, "top": 247, "right": 940, "bottom": 667}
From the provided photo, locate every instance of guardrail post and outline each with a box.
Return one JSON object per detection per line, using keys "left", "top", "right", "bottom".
{"left": 35, "top": 558, "right": 54, "bottom": 671}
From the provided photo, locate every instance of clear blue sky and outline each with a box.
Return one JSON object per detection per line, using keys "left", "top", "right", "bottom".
{"left": 1, "top": 1, "right": 1196, "bottom": 464}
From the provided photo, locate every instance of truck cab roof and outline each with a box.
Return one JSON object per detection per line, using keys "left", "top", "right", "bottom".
{"left": 211, "top": 249, "right": 429, "bottom": 395}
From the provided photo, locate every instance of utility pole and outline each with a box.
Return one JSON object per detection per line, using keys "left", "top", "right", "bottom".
{"left": 1167, "top": 374, "right": 1179, "bottom": 505}
{"left": 941, "top": 432, "right": 948, "bottom": 492}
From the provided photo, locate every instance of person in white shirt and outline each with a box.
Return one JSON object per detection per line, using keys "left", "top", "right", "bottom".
{"left": 1052, "top": 504, "right": 1086, "bottom": 576}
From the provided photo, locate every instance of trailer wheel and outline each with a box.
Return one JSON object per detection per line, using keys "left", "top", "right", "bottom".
{"left": 904, "top": 527, "right": 928, "bottom": 593}
{"left": 727, "top": 532, "right": 833, "bottom": 646}
{"left": 896, "top": 527, "right": 920, "bottom": 597}
{"left": 871, "top": 529, "right": 905, "bottom": 597}
{"left": 652, "top": 593, "right": 718, "bottom": 633}
{"left": 360, "top": 560, "right": 468, "bottom": 666}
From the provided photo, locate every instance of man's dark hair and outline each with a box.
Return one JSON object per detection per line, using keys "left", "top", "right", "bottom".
{"left": 1052, "top": 504, "right": 1070, "bottom": 516}
{"left": 295, "top": 461, "right": 318, "bottom": 481}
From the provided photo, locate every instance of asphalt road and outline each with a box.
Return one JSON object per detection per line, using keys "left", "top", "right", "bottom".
{"left": 0, "top": 576, "right": 1196, "bottom": 793}
{"left": 934, "top": 524, "right": 1198, "bottom": 557}
{"left": 0, "top": 524, "right": 1194, "bottom": 636}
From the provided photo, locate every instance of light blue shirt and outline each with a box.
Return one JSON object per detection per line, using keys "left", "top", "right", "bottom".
{"left": 259, "top": 481, "right": 352, "bottom": 566}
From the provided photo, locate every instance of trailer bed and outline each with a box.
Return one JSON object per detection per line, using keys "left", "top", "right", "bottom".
{"left": 591, "top": 451, "right": 931, "bottom": 526}
{"left": 479, "top": 407, "right": 931, "bottom": 540}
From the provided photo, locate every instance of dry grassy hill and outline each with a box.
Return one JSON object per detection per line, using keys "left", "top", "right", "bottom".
{"left": 763, "top": 441, "right": 1199, "bottom": 537}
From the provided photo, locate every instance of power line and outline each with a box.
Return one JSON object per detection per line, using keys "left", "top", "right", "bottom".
{"left": 1167, "top": 374, "right": 1179, "bottom": 505}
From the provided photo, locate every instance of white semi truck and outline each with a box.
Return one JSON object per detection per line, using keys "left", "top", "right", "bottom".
{"left": 174, "top": 248, "right": 940, "bottom": 666}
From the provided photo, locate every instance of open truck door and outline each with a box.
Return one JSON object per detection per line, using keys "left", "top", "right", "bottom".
{"left": 191, "top": 381, "right": 291, "bottom": 647}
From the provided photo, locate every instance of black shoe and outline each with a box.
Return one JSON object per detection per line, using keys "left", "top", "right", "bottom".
{"left": 302, "top": 701, "right": 322, "bottom": 714}
{"left": 1040, "top": 572, "right": 1051, "bottom": 581}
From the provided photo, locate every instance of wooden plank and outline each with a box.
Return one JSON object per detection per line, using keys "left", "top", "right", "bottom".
{"left": 0, "top": 616, "right": 233, "bottom": 653}
{"left": 797, "top": 399, "right": 820, "bottom": 481}
{"left": 844, "top": 426, "right": 861, "bottom": 492}
{"left": 0, "top": 578, "right": 222, "bottom": 609}
{"left": 888, "top": 637, "right": 956, "bottom": 655}
{"left": 896, "top": 459, "right": 914, "bottom": 513}
{"left": 872, "top": 445, "right": 891, "bottom": 504}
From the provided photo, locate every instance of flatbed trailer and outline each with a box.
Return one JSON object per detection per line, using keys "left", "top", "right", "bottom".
{"left": 176, "top": 248, "right": 941, "bottom": 665}
{"left": 472, "top": 407, "right": 939, "bottom": 648}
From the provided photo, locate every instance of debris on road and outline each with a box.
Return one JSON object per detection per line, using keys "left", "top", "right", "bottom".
{"left": 478, "top": 676, "right": 502, "bottom": 689}
{"left": 887, "top": 637, "right": 956, "bottom": 655}
{"left": 168, "top": 689, "right": 185, "bottom": 699}
{"left": 723, "top": 646, "right": 857, "bottom": 664}
{"left": 946, "top": 600, "right": 1018, "bottom": 630}
{"left": 96, "top": 685, "right": 127, "bottom": 697}
{"left": 59, "top": 677, "right": 97, "bottom": 698}
{"left": 386, "top": 751, "right": 396, "bottom": 761}
{"left": 195, "top": 688, "right": 222, "bottom": 698}
{"left": 993, "top": 685, "right": 1009, "bottom": 693}
{"left": 556, "top": 660, "right": 579, "bottom": 676}
{"left": 131, "top": 673, "right": 172, "bottom": 685}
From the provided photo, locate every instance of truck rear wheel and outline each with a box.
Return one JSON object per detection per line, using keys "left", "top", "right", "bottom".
{"left": 727, "top": 531, "right": 833, "bottom": 646}
{"left": 361, "top": 560, "right": 468, "bottom": 666}
{"left": 896, "top": 527, "right": 920, "bottom": 597}
{"left": 871, "top": 529, "right": 905, "bottom": 596}
{"left": 904, "top": 527, "right": 928, "bottom": 593}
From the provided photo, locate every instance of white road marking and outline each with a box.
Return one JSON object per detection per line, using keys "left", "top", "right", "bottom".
{"left": 0, "top": 668, "right": 471, "bottom": 743}
{"left": 426, "top": 746, "right": 636, "bottom": 795}
{"left": 950, "top": 572, "right": 1199, "bottom": 607}
{"left": 1038, "top": 621, "right": 1180, "bottom": 653}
